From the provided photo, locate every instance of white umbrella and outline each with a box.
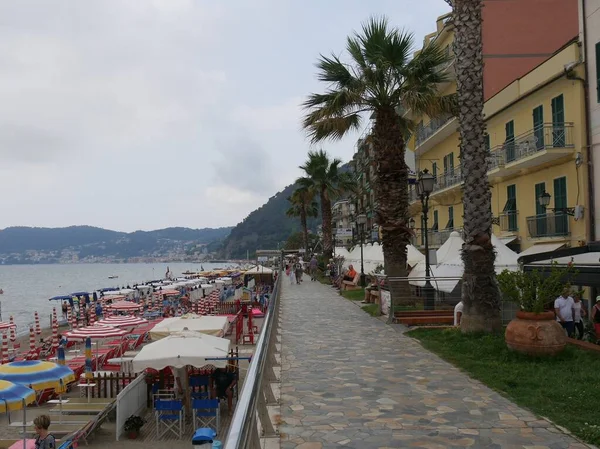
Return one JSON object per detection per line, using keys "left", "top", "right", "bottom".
{"left": 132, "top": 330, "right": 230, "bottom": 372}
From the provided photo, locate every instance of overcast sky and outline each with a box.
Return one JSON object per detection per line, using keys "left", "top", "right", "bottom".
{"left": 0, "top": 0, "right": 450, "bottom": 232}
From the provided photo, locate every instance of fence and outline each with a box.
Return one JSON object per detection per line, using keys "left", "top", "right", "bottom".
{"left": 224, "top": 261, "right": 281, "bottom": 449}
{"left": 81, "top": 372, "right": 138, "bottom": 399}
{"left": 115, "top": 373, "right": 147, "bottom": 440}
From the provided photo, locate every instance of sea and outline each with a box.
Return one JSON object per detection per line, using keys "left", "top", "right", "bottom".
{"left": 0, "top": 262, "right": 233, "bottom": 335}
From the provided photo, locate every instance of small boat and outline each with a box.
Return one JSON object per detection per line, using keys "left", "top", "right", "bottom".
{"left": 108, "top": 275, "right": 119, "bottom": 279}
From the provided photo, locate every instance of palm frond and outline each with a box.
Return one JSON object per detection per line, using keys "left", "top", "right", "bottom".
{"left": 302, "top": 90, "right": 366, "bottom": 129}
{"left": 315, "top": 54, "right": 359, "bottom": 89}
{"left": 305, "top": 114, "right": 362, "bottom": 143}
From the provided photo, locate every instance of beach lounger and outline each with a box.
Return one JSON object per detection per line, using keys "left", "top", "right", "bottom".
{"left": 21, "top": 422, "right": 89, "bottom": 436}
{"left": 49, "top": 403, "right": 108, "bottom": 414}
{"left": 64, "top": 397, "right": 115, "bottom": 405}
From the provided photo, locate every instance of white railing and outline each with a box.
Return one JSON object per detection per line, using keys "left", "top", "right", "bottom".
{"left": 115, "top": 373, "right": 147, "bottom": 440}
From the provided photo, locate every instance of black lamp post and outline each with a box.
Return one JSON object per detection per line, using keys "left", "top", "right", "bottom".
{"left": 356, "top": 213, "right": 368, "bottom": 287}
{"left": 332, "top": 224, "right": 337, "bottom": 259}
{"left": 416, "top": 169, "right": 435, "bottom": 310}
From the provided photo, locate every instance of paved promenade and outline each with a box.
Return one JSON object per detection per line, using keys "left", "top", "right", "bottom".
{"left": 279, "top": 280, "right": 591, "bottom": 449}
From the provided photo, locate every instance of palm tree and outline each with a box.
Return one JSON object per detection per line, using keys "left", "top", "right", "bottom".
{"left": 302, "top": 17, "right": 453, "bottom": 290}
{"left": 286, "top": 188, "right": 319, "bottom": 254}
{"left": 297, "top": 150, "right": 353, "bottom": 260}
{"left": 447, "top": 0, "right": 501, "bottom": 332}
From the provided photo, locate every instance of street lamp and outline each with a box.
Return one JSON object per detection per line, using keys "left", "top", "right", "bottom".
{"left": 332, "top": 224, "right": 337, "bottom": 258}
{"left": 356, "top": 213, "right": 368, "bottom": 287}
{"left": 416, "top": 169, "right": 435, "bottom": 310}
{"left": 538, "top": 191, "right": 551, "bottom": 208}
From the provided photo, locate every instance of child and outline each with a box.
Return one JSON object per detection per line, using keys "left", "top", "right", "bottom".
{"left": 33, "top": 415, "right": 55, "bottom": 449}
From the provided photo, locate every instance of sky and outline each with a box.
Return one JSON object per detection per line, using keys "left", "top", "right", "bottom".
{"left": 0, "top": 0, "right": 450, "bottom": 232}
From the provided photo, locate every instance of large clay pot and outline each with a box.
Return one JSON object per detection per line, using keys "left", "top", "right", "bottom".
{"left": 505, "top": 311, "right": 566, "bottom": 356}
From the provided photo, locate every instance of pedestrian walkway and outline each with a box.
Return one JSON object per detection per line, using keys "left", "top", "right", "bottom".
{"left": 279, "top": 280, "right": 590, "bottom": 449}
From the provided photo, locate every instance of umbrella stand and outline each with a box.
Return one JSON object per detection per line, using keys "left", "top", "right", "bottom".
{"left": 22, "top": 398, "right": 27, "bottom": 449}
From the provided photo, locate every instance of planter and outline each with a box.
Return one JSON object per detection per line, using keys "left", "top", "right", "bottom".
{"left": 505, "top": 311, "right": 566, "bottom": 356}
{"left": 127, "top": 431, "right": 139, "bottom": 440}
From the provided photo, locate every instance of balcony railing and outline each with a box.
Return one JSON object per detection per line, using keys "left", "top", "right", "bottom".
{"left": 498, "top": 211, "right": 518, "bottom": 232}
{"left": 489, "top": 123, "right": 574, "bottom": 168}
{"left": 526, "top": 212, "right": 570, "bottom": 238}
{"left": 434, "top": 166, "right": 463, "bottom": 192}
{"left": 415, "top": 114, "right": 453, "bottom": 146}
{"left": 413, "top": 228, "right": 462, "bottom": 248}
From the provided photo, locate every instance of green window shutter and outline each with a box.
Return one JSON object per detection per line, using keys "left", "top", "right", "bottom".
{"left": 432, "top": 210, "right": 439, "bottom": 231}
{"left": 596, "top": 43, "right": 600, "bottom": 103}
{"left": 553, "top": 176, "right": 568, "bottom": 235}
{"left": 535, "top": 182, "right": 546, "bottom": 216}
{"left": 449, "top": 153, "right": 454, "bottom": 173}
{"left": 443, "top": 155, "right": 448, "bottom": 174}
{"left": 551, "top": 95, "right": 565, "bottom": 147}
{"left": 446, "top": 206, "right": 454, "bottom": 229}
{"left": 484, "top": 134, "right": 490, "bottom": 151}
{"left": 505, "top": 120, "right": 515, "bottom": 162}
{"left": 432, "top": 162, "right": 438, "bottom": 178}
{"left": 533, "top": 105, "right": 544, "bottom": 150}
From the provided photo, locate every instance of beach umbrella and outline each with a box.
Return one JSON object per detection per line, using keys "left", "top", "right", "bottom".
{"left": 97, "top": 316, "right": 148, "bottom": 328}
{"left": 1, "top": 333, "right": 9, "bottom": 364}
{"left": 28, "top": 327, "right": 35, "bottom": 358}
{"left": 64, "top": 324, "right": 128, "bottom": 366}
{"left": 0, "top": 379, "right": 36, "bottom": 449}
{"left": 66, "top": 307, "right": 72, "bottom": 328}
{"left": 57, "top": 346, "right": 66, "bottom": 366}
{"left": 8, "top": 316, "right": 15, "bottom": 342}
{"left": 51, "top": 319, "right": 59, "bottom": 353}
{"left": 0, "top": 322, "right": 16, "bottom": 332}
{"left": 106, "top": 301, "right": 143, "bottom": 312}
{"left": 71, "top": 309, "right": 78, "bottom": 329}
{"left": 34, "top": 312, "right": 41, "bottom": 335}
{"left": 52, "top": 307, "right": 57, "bottom": 323}
{"left": 89, "top": 309, "right": 96, "bottom": 326}
{"left": 84, "top": 337, "right": 93, "bottom": 379}
{"left": 93, "top": 291, "right": 98, "bottom": 302}
{"left": 0, "top": 360, "right": 75, "bottom": 391}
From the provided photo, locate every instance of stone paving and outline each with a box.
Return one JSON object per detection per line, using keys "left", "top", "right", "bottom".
{"left": 279, "top": 280, "right": 593, "bottom": 449}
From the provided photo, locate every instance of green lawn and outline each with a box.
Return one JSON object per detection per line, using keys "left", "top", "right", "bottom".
{"left": 341, "top": 288, "right": 365, "bottom": 301}
{"left": 408, "top": 328, "right": 600, "bottom": 445}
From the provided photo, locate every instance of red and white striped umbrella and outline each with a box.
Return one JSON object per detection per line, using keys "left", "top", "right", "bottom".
{"left": 89, "top": 309, "right": 96, "bottom": 325}
{"left": 64, "top": 324, "right": 128, "bottom": 340}
{"left": 52, "top": 307, "right": 57, "bottom": 323}
{"left": 28, "top": 326, "right": 36, "bottom": 356}
{"left": 34, "top": 311, "right": 41, "bottom": 335}
{"left": 8, "top": 316, "right": 15, "bottom": 342}
{"left": 1, "top": 332, "right": 8, "bottom": 364}
{"left": 52, "top": 318, "right": 59, "bottom": 351}
{"left": 71, "top": 310, "right": 78, "bottom": 329}
{"left": 97, "top": 316, "right": 148, "bottom": 328}
{"left": 0, "top": 322, "right": 16, "bottom": 332}
{"left": 106, "top": 301, "right": 143, "bottom": 312}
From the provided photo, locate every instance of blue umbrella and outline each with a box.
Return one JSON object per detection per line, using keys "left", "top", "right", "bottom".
{"left": 49, "top": 295, "right": 72, "bottom": 301}
{"left": 0, "top": 360, "right": 75, "bottom": 390}
{"left": 71, "top": 291, "right": 89, "bottom": 297}
{"left": 0, "top": 380, "right": 36, "bottom": 449}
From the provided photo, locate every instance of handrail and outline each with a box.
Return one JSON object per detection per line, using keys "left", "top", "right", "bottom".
{"left": 224, "top": 259, "right": 282, "bottom": 449}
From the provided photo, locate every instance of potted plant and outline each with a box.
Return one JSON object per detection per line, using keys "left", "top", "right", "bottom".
{"left": 124, "top": 415, "right": 146, "bottom": 439}
{"left": 497, "top": 262, "right": 573, "bottom": 356}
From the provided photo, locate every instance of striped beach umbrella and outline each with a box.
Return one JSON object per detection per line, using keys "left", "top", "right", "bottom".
{"left": 1, "top": 333, "right": 9, "bottom": 364}
{"left": 88, "top": 309, "right": 96, "bottom": 325}
{"left": 66, "top": 307, "right": 72, "bottom": 328}
{"left": 106, "top": 301, "right": 143, "bottom": 312}
{"left": 71, "top": 310, "right": 78, "bottom": 329}
{"left": 9, "top": 317, "right": 16, "bottom": 343}
{"left": 27, "top": 327, "right": 35, "bottom": 359}
{"left": 64, "top": 324, "right": 128, "bottom": 341}
{"left": 84, "top": 337, "right": 93, "bottom": 379}
{"left": 52, "top": 307, "right": 57, "bottom": 323}
{"left": 57, "top": 346, "right": 66, "bottom": 366}
{"left": 0, "top": 360, "right": 75, "bottom": 391}
{"left": 34, "top": 312, "right": 41, "bottom": 335}
{"left": 0, "top": 322, "right": 16, "bottom": 332}
{"left": 97, "top": 316, "right": 148, "bottom": 328}
{"left": 51, "top": 319, "right": 59, "bottom": 352}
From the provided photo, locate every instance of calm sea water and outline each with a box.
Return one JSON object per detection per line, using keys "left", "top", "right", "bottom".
{"left": 0, "top": 262, "right": 231, "bottom": 333}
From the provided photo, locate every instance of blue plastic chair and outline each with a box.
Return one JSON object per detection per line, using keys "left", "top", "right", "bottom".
{"left": 192, "top": 399, "right": 220, "bottom": 434}
{"left": 155, "top": 399, "right": 184, "bottom": 439}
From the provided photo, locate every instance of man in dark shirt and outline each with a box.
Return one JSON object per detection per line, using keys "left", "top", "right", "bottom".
{"left": 213, "top": 367, "right": 237, "bottom": 412}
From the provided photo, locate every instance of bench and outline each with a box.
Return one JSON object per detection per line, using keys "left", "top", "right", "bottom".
{"left": 567, "top": 338, "right": 600, "bottom": 353}
{"left": 394, "top": 311, "right": 454, "bottom": 326}
{"left": 342, "top": 274, "right": 360, "bottom": 291}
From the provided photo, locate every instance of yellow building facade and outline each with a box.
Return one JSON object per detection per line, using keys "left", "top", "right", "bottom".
{"left": 408, "top": 27, "right": 590, "bottom": 254}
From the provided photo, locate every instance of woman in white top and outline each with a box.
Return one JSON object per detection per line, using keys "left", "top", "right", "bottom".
{"left": 573, "top": 292, "right": 587, "bottom": 340}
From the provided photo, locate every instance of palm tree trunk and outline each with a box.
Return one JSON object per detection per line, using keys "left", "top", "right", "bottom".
{"left": 372, "top": 107, "right": 411, "bottom": 315}
{"left": 321, "top": 189, "right": 333, "bottom": 260}
{"left": 300, "top": 207, "right": 309, "bottom": 255}
{"left": 453, "top": 0, "right": 501, "bottom": 333}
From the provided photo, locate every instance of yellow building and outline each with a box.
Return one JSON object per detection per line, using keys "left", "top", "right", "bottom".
{"left": 408, "top": 19, "right": 590, "bottom": 255}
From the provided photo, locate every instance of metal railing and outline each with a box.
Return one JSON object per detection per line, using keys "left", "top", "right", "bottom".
{"left": 415, "top": 114, "right": 454, "bottom": 146}
{"left": 526, "top": 212, "right": 570, "bottom": 238}
{"left": 498, "top": 211, "right": 518, "bottom": 232}
{"left": 488, "top": 123, "right": 574, "bottom": 168}
{"left": 433, "top": 166, "right": 463, "bottom": 192}
{"left": 224, "top": 262, "right": 282, "bottom": 449}
{"left": 412, "top": 228, "right": 463, "bottom": 248}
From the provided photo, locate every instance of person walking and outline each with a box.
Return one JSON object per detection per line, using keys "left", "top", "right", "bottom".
{"left": 554, "top": 288, "right": 575, "bottom": 337}
{"left": 573, "top": 291, "right": 587, "bottom": 340}
{"left": 295, "top": 261, "right": 303, "bottom": 284}
{"left": 309, "top": 255, "right": 318, "bottom": 281}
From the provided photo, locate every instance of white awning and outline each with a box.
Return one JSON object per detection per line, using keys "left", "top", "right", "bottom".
{"left": 518, "top": 243, "right": 566, "bottom": 259}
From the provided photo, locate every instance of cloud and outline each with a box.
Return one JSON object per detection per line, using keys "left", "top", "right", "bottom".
{"left": 0, "top": 0, "right": 450, "bottom": 231}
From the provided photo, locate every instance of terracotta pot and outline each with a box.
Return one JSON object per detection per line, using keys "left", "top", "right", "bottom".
{"left": 128, "top": 431, "right": 139, "bottom": 440}
{"left": 505, "top": 311, "right": 566, "bottom": 356}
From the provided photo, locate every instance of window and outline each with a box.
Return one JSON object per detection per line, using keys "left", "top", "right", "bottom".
{"left": 534, "top": 182, "right": 547, "bottom": 237}
{"left": 432, "top": 162, "right": 438, "bottom": 178}
{"left": 551, "top": 94, "right": 565, "bottom": 147}
{"left": 504, "top": 184, "right": 517, "bottom": 231}
{"left": 533, "top": 105, "right": 544, "bottom": 150}
{"left": 432, "top": 210, "right": 439, "bottom": 231}
{"left": 596, "top": 43, "right": 600, "bottom": 103}
{"left": 443, "top": 153, "right": 455, "bottom": 176}
{"left": 505, "top": 120, "right": 515, "bottom": 162}
{"left": 484, "top": 134, "right": 490, "bottom": 151}
{"left": 554, "top": 176, "right": 568, "bottom": 235}
{"left": 446, "top": 206, "right": 454, "bottom": 229}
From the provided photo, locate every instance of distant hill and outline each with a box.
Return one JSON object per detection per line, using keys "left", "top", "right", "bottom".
{"left": 220, "top": 162, "right": 353, "bottom": 258}
{"left": 0, "top": 226, "right": 232, "bottom": 264}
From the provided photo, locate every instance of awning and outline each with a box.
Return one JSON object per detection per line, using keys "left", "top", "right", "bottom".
{"left": 499, "top": 236, "right": 518, "bottom": 245}
{"left": 517, "top": 243, "right": 565, "bottom": 260}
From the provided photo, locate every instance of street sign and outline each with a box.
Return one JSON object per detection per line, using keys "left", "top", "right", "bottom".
{"left": 335, "top": 227, "right": 353, "bottom": 238}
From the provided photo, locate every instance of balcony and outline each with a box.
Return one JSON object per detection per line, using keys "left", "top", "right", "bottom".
{"left": 488, "top": 123, "right": 575, "bottom": 177}
{"left": 433, "top": 166, "right": 463, "bottom": 193}
{"left": 412, "top": 228, "right": 462, "bottom": 249}
{"left": 498, "top": 211, "right": 518, "bottom": 232}
{"left": 526, "top": 212, "right": 570, "bottom": 238}
{"left": 415, "top": 114, "right": 457, "bottom": 154}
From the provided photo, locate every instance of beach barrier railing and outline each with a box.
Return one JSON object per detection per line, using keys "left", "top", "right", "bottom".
{"left": 224, "top": 260, "right": 282, "bottom": 449}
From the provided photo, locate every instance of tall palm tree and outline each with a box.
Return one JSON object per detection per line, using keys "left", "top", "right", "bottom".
{"left": 286, "top": 188, "right": 319, "bottom": 254}
{"left": 447, "top": 0, "right": 501, "bottom": 332}
{"left": 297, "top": 150, "right": 353, "bottom": 260}
{"left": 302, "top": 17, "right": 453, "bottom": 293}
